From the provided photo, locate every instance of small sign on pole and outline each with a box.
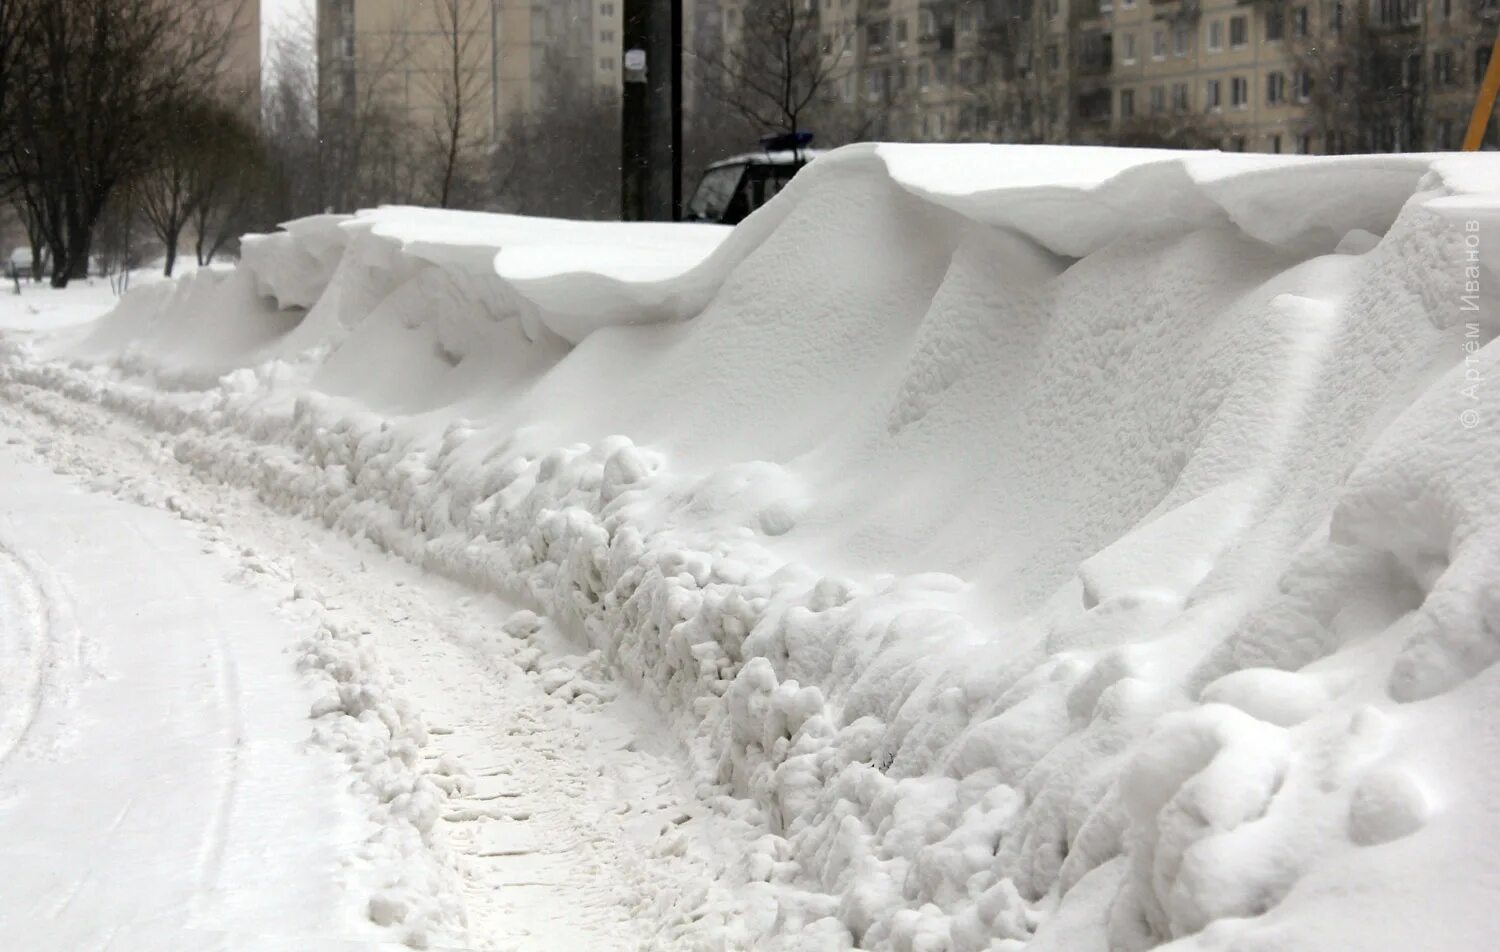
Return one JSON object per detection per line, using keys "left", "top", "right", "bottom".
{"left": 624, "top": 48, "right": 647, "bottom": 83}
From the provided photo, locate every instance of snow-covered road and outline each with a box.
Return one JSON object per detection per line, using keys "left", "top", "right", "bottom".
{"left": 0, "top": 358, "right": 731, "bottom": 950}
{"left": 0, "top": 429, "right": 360, "bottom": 949}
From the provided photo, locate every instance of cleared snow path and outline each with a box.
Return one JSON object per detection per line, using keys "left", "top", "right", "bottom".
{"left": 0, "top": 379, "right": 733, "bottom": 951}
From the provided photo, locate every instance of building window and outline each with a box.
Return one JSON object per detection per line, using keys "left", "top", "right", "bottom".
{"left": 1046, "top": 44, "right": 1060, "bottom": 70}
{"left": 896, "top": 18, "right": 908, "bottom": 43}
{"left": 1331, "top": 1, "right": 1344, "bottom": 33}
{"left": 1206, "top": 78, "right": 1222, "bottom": 110}
{"left": 1434, "top": 50, "right": 1456, "bottom": 87}
{"left": 1174, "top": 25, "right": 1188, "bottom": 57}
{"left": 1266, "top": 4, "right": 1285, "bottom": 41}
{"left": 1374, "top": 0, "right": 1421, "bottom": 27}
{"left": 601, "top": 2, "right": 614, "bottom": 15}
{"left": 1150, "top": 85, "right": 1165, "bottom": 114}
{"left": 1231, "top": 75, "right": 1249, "bottom": 108}
{"left": 1120, "top": 88, "right": 1135, "bottom": 118}
{"left": 1173, "top": 82, "right": 1189, "bottom": 112}
{"left": 1295, "top": 69, "right": 1313, "bottom": 101}
{"left": 918, "top": 63, "right": 930, "bottom": 88}
{"left": 1122, "top": 32, "right": 1136, "bottom": 64}
{"left": 1267, "top": 71, "right": 1285, "bottom": 104}
{"left": 1292, "top": 6, "right": 1309, "bottom": 36}
{"left": 1208, "top": 21, "right": 1224, "bottom": 52}
{"left": 866, "top": 19, "right": 890, "bottom": 52}
{"left": 1153, "top": 29, "right": 1166, "bottom": 59}
{"left": 1299, "top": 133, "right": 1312, "bottom": 153}
{"left": 1229, "top": 15, "right": 1248, "bottom": 48}
{"left": 1270, "top": 134, "right": 1282, "bottom": 153}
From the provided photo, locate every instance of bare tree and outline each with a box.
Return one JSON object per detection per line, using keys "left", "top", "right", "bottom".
{"left": 135, "top": 99, "right": 202, "bottom": 277}
{"left": 136, "top": 96, "right": 268, "bottom": 275}
{"left": 188, "top": 108, "right": 270, "bottom": 266}
{"left": 0, "top": 0, "right": 232, "bottom": 286}
{"left": 425, "top": 0, "right": 489, "bottom": 208}
{"left": 979, "top": 0, "right": 1074, "bottom": 143}
{"left": 8, "top": 200, "right": 47, "bottom": 281}
{"left": 710, "top": 0, "right": 860, "bottom": 137}
{"left": 95, "top": 183, "right": 151, "bottom": 294}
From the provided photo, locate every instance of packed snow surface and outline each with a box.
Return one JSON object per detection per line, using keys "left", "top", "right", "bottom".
{"left": 6, "top": 143, "right": 1500, "bottom": 951}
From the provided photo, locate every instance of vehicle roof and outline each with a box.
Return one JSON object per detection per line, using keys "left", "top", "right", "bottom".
{"left": 705, "top": 149, "right": 827, "bottom": 172}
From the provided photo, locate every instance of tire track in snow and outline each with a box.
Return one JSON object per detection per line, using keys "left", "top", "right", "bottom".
{"left": 0, "top": 376, "right": 739, "bottom": 950}
{"left": 0, "top": 524, "right": 85, "bottom": 771}
{"left": 0, "top": 545, "right": 46, "bottom": 768}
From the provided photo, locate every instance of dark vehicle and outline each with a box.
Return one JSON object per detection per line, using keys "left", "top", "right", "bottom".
{"left": 685, "top": 132, "right": 823, "bottom": 225}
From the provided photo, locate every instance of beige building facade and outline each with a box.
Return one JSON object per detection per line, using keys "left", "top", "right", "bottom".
{"left": 213, "top": 0, "right": 263, "bottom": 117}
{"left": 317, "top": 0, "right": 629, "bottom": 150}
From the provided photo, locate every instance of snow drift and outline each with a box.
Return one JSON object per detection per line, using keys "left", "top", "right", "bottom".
{"left": 10, "top": 143, "right": 1500, "bottom": 951}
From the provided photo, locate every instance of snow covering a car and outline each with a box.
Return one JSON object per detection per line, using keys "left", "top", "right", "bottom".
{"left": 6, "top": 142, "right": 1500, "bottom": 951}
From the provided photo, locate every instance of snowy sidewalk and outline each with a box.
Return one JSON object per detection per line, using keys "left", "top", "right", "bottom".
{"left": 0, "top": 441, "right": 370, "bottom": 950}
{"left": 0, "top": 382, "right": 736, "bottom": 950}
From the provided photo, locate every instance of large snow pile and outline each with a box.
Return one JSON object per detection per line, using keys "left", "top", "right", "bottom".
{"left": 9, "top": 144, "right": 1500, "bottom": 951}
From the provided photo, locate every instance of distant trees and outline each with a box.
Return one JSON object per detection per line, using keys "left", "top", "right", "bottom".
{"left": 136, "top": 99, "right": 268, "bottom": 276}
{"left": 262, "top": 6, "right": 423, "bottom": 218}
{"left": 0, "top": 0, "right": 236, "bottom": 286}
{"left": 1291, "top": 4, "right": 1427, "bottom": 152}
{"left": 978, "top": 0, "right": 1073, "bottom": 143}
{"left": 492, "top": 49, "right": 622, "bottom": 220}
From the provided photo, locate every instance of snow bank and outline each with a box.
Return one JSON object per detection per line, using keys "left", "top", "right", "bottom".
{"left": 10, "top": 143, "right": 1500, "bottom": 950}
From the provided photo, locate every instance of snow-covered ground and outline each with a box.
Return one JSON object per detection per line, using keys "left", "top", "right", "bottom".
{"left": 2, "top": 144, "right": 1499, "bottom": 951}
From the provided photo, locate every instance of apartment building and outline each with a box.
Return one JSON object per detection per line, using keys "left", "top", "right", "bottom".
{"left": 317, "top": 0, "right": 630, "bottom": 151}
{"left": 718, "top": 0, "right": 1498, "bottom": 153}
{"left": 1102, "top": 0, "right": 1500, "bottom": 153}
{"left": 213, "top": 0, "right": 262, "bottom": 117}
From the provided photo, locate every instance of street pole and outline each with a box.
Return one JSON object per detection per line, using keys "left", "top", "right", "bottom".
{"left": 671, "top": 0, "right": 684, "bottom": 220}
{"left": 622, "top": 0, "right": 682, "bottom": 221}
{"left": 621, "top": 0, "right": 651, "bottom": 221}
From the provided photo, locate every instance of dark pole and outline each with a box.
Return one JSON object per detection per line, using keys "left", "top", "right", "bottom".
{"left": 670, "top": 0, "right": 684, "bottom": 221}
{"left": 621, "top": 0, "right": 650, "bottom": 221}
{"left": 647, "top": 0, "right": 673, "bottom": 219}
{"left": 622, "top": 0, "right": 678, "bottom": 221}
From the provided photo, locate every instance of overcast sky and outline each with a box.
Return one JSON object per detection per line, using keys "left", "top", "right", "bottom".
{"left": 261, "top": 0, "right": 309, "bottom": 46}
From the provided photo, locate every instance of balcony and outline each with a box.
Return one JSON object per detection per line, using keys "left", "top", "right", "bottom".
{"left": 1075, "top": 29, "right": 1113, "bottom": 76}
{"left": 1072, "top": 0, "right": 1106, "bottom": 21}
{"left": 1370, "top": 0, "right": 1423, "bottom": 29}
{"left": 1152, "top": 0, "right": 1201, "bottom": 20}
{"left": 919, "top": 0, "right": 958, "bottom": 51}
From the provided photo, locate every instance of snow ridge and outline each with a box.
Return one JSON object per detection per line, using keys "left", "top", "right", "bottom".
{"left": 9, "top": 143, "right": 1500, "bottom": 951}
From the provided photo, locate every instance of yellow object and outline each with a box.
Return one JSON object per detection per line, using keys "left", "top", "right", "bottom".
{"left": 1464, "top": 30, "right": 1500, "bottom": 151}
